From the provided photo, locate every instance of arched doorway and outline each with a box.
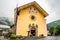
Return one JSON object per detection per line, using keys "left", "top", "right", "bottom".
{"left": 30, "top": 27, "right": 36, "bottom": 36}
{"left": 28, "top": 24, "right": 38, "bottom": 36}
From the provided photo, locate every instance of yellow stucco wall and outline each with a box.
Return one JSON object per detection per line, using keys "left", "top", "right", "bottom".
{"left": 16, "top": 6, "right": 47, "bottom": 36}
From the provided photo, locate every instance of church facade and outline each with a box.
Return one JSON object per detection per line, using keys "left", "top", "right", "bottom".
{"left": 14, "top": 1, "right": 48, "bottom": 36}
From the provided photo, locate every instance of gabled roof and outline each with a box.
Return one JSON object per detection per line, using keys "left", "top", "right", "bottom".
{"left": 18, "top": 1, "right": 48, "bottom": 17}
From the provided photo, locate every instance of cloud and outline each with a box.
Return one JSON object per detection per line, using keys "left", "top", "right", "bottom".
{"left": 0, "top": 0, "right": 16, "bottom": 18}
{"left": 46, "top": 0, "right": 60, "bottom": 23}
{"left": 0, "top": 0, "right": 60, "bottom": 23}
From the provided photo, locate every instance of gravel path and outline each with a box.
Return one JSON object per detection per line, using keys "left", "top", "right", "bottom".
{"left": 21, "top": 36, "right": 44, "bottom": 40}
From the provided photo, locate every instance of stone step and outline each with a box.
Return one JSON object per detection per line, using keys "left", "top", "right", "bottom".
{"left": 21, "top": 36, "right": 45, "bottom": 40}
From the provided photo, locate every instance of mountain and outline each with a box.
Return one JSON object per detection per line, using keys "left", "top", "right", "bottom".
{"left": 0, "top": 17, "right": 14, "bottom": 26}
{"left": 47, "top": 20, "right": 60, "bottom": 29}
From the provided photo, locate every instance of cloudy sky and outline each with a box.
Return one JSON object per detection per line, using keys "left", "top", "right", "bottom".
{"left": 0, "top": 0, "right": 60, "bottom": 23}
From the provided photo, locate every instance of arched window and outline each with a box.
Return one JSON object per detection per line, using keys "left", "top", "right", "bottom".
{"left": 29, "top": 24, "right": 31, "bottom": 28}
{"left": 29, "top": 7, "right": 37, "bottom": 14}
{"left": 36, "top": 24, "right": 38, "bottom": 28}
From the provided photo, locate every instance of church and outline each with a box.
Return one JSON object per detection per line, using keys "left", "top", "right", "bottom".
{"left": 14, "top": 1, "right": 48, "bottom": 36}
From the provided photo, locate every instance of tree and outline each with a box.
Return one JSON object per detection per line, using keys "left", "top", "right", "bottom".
{"left": 49, "top": 27, "right": 54, "bottom": 35}
{"left": 49, "top": 24, "right": 60, "bottom": 35}
{"left": 55, "top": 25, "right": 60, "bottom": 35}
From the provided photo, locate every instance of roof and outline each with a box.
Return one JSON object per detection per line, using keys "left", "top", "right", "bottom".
{"left": 18, "top": 1, "right": 48, "bottom": 17}
{"left": 0, "top": 24, "right": 10, "bottom": 28}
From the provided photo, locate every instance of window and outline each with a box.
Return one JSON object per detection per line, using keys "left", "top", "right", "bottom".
{"left": 36, "top": 24, "right": 38, "bottom": 28}
{"left": 31, "top": 16, "right": 35, "bottom": 20}
{"left": 34, "top": 8, "right": 37, "bottom": 13}
{"left": 29, "top": 7, "right": 37, "bottom": 14}
{"left": 29, "top": 24, "right": 31, "bottom": 28}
